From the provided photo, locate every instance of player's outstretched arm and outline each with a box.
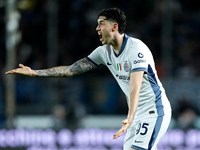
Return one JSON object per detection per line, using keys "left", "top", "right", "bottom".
{"left": 5, "top": 58, "right": 97, "bottom": 77}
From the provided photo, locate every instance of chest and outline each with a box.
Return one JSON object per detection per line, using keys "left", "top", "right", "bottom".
{"left": 105, "top": 50, "right": 132, "bottom": 77}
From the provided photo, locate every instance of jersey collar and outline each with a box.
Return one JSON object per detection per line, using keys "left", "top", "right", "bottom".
{"left": 113, "top": 33, "right": 129, "bottom": 57}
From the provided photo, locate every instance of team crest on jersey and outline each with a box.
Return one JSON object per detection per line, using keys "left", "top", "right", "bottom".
{"left": 123, "top": 61, "right": 129, "bottom": 72}
{"left": 116, "top": 63, "right": 122, "bottom": 71}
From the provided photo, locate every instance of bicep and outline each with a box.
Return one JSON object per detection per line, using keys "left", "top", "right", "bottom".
{"left": 69, "top": 57, "right": 97, "bottom": 75}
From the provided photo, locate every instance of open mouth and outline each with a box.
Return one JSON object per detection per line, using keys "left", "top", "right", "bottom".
{"left": 99, "top": 35, "right": 102, "bottom": 40}
{"left": 98, "top": 33, "right": 102, "bottom": 41}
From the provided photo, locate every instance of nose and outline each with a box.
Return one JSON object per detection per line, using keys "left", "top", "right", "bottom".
{"left": 96, "top": 25, "right": 100, "bottom": 31}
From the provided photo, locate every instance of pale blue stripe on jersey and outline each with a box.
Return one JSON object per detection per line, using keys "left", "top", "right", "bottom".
{"left": 131, "top": 67, "right": 147, "bottom": 73}
{"left": 131, "top": 145, "right": 147, "bottom": 150}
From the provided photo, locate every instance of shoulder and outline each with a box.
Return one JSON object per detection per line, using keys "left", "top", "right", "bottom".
{"left": 128, "top": 37, "right": 147, "bottom": 48}
{"left": 88, "top": 44, "right": 110, "bottom": 59}
{"left": 94, "top": 44, "right": 111, "bottom": 54}
{"left": 126, "top": 37, "right": 150, "bottom": 54}
{"left": 125, "top": 36, "right": 152, "bottom": 61}
{"left": 96, "top": 44, "right": 110, "bottom": 50}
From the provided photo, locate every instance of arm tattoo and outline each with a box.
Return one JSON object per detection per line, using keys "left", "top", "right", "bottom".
{"left": 35, "top": 58, "right": 97, "bottom": 77}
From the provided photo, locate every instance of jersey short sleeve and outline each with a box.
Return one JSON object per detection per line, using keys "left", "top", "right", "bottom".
{"left": 129, "top": 39, "right": 149, "bottom": 73}
{"left": 87, "top": 46, "right": 105, "bottom": 66}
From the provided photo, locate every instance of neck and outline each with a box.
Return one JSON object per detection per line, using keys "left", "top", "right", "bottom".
{"left": 111, "top": 33, "right": 125, "bottom": 55}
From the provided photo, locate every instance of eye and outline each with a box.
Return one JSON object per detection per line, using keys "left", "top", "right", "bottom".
{"left": 99, "top": 21, "right": 105, "bottom": 26}
{"left": 98, "top": 23, "right": 103, "bottom": 28}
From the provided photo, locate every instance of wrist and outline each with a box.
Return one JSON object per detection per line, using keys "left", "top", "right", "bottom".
{"left": 31, "top": 70, "right": 37, "bottom": 77}
{"left": 128, "top": 119, "right": 133, "bottom": 123}
{"left": 127, "top": 116, "right": 134, "bottom": 123}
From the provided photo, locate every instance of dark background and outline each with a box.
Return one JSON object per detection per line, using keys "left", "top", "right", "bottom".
{"left": 0, "top": 0, "right": 200, "bottom": 137}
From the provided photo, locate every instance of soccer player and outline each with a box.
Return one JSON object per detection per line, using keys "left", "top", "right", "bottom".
{"left": 6, "top": 8, "right": 171, "bottom": 150}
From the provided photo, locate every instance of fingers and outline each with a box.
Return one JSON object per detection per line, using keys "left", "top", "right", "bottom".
{"left": 113, "top": 119, "right": 132, "bottom": 140}
{"left": 113, "top": 125, "right": 127, "bottom": 139}
{"left": 113, "top": 129, "right": 125, "bottom": 139}
{"left": 5, "top": 69, "right": 16, "bottom": 74}
{"left": 5, "top": 69, "right": 17, "bottom": 74}
{"left": 5, "top": 64, "right": 24, "bottom": 75}
{"left": 5, "top": 70, "right": 12, "bottom": 74}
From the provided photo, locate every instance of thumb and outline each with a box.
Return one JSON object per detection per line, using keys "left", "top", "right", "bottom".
{"left": 122, "top": 119, "right": 130, "bottom": 125}
{"left": 19, "top": 64, "right": 24, "bottom": 68}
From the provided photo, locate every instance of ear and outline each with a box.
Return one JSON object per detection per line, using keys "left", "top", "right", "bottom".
{"left": 112, "top": 22, "right": 119, "bottom": 32}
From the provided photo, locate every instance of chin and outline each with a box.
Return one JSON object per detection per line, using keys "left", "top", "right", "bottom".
{"left": 101, "top": 41, "right": 107, "bottom": 45}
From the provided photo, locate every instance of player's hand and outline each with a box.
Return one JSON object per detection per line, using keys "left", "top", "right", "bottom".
{"left": 5, "top": 64, "right": 35, "bottom": 76}
{"left": 113, "top": 119, "right": 132, "bottom": 139}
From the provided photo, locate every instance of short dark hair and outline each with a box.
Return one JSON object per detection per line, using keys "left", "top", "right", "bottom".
{"left": 98, "top": 8, "right": 126, "bottom": 34}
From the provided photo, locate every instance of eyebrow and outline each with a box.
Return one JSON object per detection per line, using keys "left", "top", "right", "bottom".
{"left": 98, "top": 20, "right": 106, "bottom": 23}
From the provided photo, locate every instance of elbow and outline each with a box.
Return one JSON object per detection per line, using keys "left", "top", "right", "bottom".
{"left": 64, "top": 72, "right": 75, "bottom": 78}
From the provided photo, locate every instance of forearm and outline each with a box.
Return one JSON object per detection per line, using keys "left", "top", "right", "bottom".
{"left": 32, "top": 58, "right": 96, "bottom": 77}
{"left": 127, "top": 91, "right": 139, "bottom": 122}
{"left": 127, "top": 71, "right": 144, "bottom": 122}
{"left": 32, "top": 66, "right": 72, "bottom": 77}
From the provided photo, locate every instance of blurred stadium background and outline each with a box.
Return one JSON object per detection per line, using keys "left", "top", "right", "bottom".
{"left": 1, "top": 0, "right": 200, "bottom": 149}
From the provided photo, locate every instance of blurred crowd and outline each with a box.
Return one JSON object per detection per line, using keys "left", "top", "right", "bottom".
{"left": 0, "top": 0, "right": 200, "bottom": 131}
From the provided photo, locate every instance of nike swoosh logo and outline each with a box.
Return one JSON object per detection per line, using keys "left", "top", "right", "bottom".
{"left": 107, "top": 62, "right": 112, "bottom": 65}
{"left": 135, "top": 140, "right": 143, "bottom": 143}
